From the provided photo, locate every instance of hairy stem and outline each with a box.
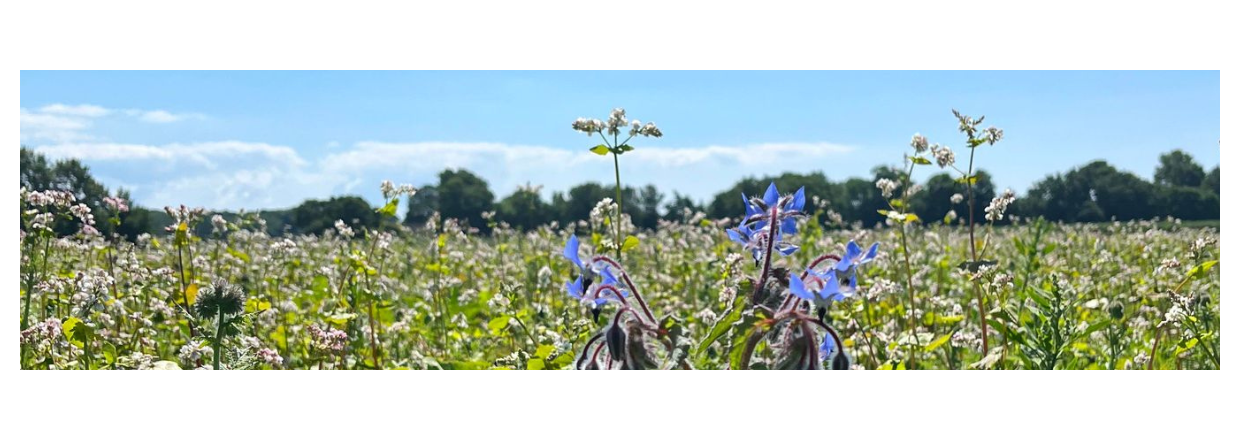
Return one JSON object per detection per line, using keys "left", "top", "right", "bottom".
{"left": 964, "top": 144, "right": 990, "bottom": 356}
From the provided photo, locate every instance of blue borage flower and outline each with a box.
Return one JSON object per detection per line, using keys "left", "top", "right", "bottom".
{"left": 726, "top": 222, "right": 799, "bottom": 263}
{"left": 740, "top": 182, "right": 806, "bottom": 232}
{"left": 564, "top": 268, "right": 628, "bottom": 309}
{"left": 788, "top": 268, "right": 845, "bottom": 306}
{"left": 832, "top": 241, "right": 880, "bottom": 294}
{"left": 729, "top": 182, "right": 806, "bottom": 263}
{"left": 819, "top": 331, "right": 837, "bottom": 362}
{"left": 562, "top": 235, "right": 629, "bottom": 309}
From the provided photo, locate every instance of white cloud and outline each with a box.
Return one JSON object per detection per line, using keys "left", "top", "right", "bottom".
{"left": 135, "top": 109, "right": 201, "bottom": 123}
{"left": 20, "top": 108, "right": 94, "bottom": 142}
{"left": 20, "top": 104, "right": 205, "bottom": 144}
{"left": 33, "top": 141, "right": 324, "bottom": 210}
{"left": 38, "top": 103, "right": 112, "bottom": 117}
{"left": 35, "top": 141, "right": 306, "bottom": 168}
{"left": 28, "top": 140, "right": 857, "bottom": 211}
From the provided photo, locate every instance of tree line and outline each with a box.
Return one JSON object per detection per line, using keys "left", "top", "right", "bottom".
{"left": 19, "top": 147, "right": 1220, "bottom": 239}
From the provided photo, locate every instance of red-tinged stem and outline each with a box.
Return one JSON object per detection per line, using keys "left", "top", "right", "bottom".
{"left": 751, "top": 205, "right": 780, "bottom": 306}
{"left": 588, "top": 256, "right": 656, "bottom": 323}
{"left": 575, "top": 332, "right": 605, "bottom": 369}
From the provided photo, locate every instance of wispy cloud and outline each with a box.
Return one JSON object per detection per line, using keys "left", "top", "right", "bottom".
{"left": 38, "top": 103, "right": 112, "bottom": 117}
{"left": 131, "top": 109, "right": 202, "bottom": 123}
{"left": 32, "top": 140, "right": 856, "bottom": 210}
{"left": 20, "top": 103, "right": 205, "bottom": 144}
{"left": 20, "top": 108, "right": 95, "bottom": 142}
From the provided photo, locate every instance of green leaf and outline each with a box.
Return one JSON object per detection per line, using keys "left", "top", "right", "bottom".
{"left": 226, "top": 247, "right": 250, "bottom": 263}
{"left": 245, "top": 298, "right": 272, "bottom": 313}
{"left": 527, "top": 358, "right": 546, "bottom": 370}
{"left": 696, "top": 285, "right": 749, "bottom": 357}
{"left": 1185, "top": 260, "right": 1219, "bottom": 280}
{"left": 1076, "top": 320, "right": 1111, "bottom": 341}
{"left": 441, "top": 360, "right": 491, "bottom": 370}
{"left": 987, "top": 318, "right": 1025, "bottom": 346}
{"left": 487, "top": 316, "right": 510, "bottom": 334}
{"left": 1175, "top": 338, "right": 1199, "bottom": 356}
{"left": 103, "top": 342, "right": 117, "bottom": 365}
{"left": 728, "top": 326, "right": 760, "bottom": 370}
{"left": 955, "top": 175, "right": 979, "bottom": 185}
{"left": 911, "top": 156, "right": 932, "bottom": 165}
{"left": 62, "top": 317, "right": 93, "bottom": 348}
{"left": 621, "top": 235, "right": 640, "bottom": 252}
{"left": 184, "top": 283, "right": 199, "bottom": 305}
{"left": 616, "top": 144, "right": 635, "bottom": 153}
{"left": 327, "top": 313, "right": 357, "bottom": 325}
{"left": 377, "top": 198, "right": 399, "bottom": 217}
{"left": 903, "top": 213, "right": 921, "bottom": 224}
{"left": 589, "top": 145, "right": 610, "bottom": 155}
{"left": 534, "top": 344, "right": 555, "bottom": 359}
{"left": 925, "top": 333, "right": 953, "bottom": 352}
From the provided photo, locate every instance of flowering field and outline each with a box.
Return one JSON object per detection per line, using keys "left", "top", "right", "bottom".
{"left": 18, "top": 109, "right": 1220, "bottom": 370}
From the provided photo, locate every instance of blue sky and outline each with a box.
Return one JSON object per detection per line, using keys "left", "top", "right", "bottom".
{"left": 20, "top": 71, "right": 1219, "bottom": 212}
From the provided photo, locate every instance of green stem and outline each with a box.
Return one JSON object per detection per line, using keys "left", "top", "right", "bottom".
{"left": 612, "top": 150, "right": 623, "bottom": 262}
{"left": 964, "top": 143, "right": 990, "bottom": 356}
{"left": 213, "top": 309, "right": 224, "bottom": 370}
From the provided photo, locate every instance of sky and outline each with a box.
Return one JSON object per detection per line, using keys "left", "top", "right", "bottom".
{"left": 19, "top": 71, "right": 1220, "bottom": 212}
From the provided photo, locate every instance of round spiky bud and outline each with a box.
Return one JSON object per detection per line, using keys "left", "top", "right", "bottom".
{"left": 194, "top": 278, "right": 246, "bottom": 319}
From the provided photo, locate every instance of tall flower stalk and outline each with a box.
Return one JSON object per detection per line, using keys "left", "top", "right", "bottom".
{"left": 571, "top": 108, "right": 662, "bottom": 261}
{"left": 930, "top": 109, "right": 1004, "bottom": 357}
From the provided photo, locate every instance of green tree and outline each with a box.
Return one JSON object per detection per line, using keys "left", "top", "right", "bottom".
{"left": 436, "top": 169, "right": 495, "bottom": 232}
{"left": 1203, "top": 166, "right": 1220, "bottom": 195}
{"left": 403, "top": 185, "right": 439, "bottom": 228}
{"left": 633, "top": 184, "right": 664, "bottom": 230}
{"left": 1022, "top": 161, "right": 1154, "bottom": 222}
{"left": 1155, "top": 186, "right": 1219, "bottom": 220}
{"left": 662, "top": 192, "right": 704, "bottom": 222}
{"left": 495, "top": 185, "right": 553, "bottom": 230}
{"left": 562, "top": 182, "right": 610, "bottom": 225}
{"left": 1154, "top": 150, "right": 1206, "bottom": 187}
{"left": 290, "top": 196, "right": 378, "bottom": 235}
{"left": 20, "top": 147, "right": 54, "bottom": 190}
{"left": 910, "top": 173, "right": 964, "bottom": 225}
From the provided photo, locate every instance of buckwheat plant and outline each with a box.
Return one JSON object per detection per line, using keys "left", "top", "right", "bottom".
{"left": 571, "top": 108, "right": 663, "bottom": 261}
{"left": 874, "top": 132, "right": 941, "bottom": 367}
{"left": 924, "top": 109, "right": 1004, "bottom": 358}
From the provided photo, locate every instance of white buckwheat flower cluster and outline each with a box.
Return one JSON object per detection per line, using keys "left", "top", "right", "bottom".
{"left": 211, "top": 214, "right": 228, "bottom": 233}
{"left": 875, "top": 178, "right": 899, "bottom": 198}
{"left": 103, "top": 196, "right": 129, "bottom": 213}
{"left": 333, "top": 219, "right": 355, "bottom": 238}
{"left": 984, "top": 189, "right": 1016, "bottom": 221}
{"left": 380, "top": 180, "right": 417, "bottom": 199}
{"left": 24, "top": 189, "right": 77, "bottom": 207}
{"left": 574, "top": 108, "right": 662, "bottom": 138}
{"left": 309, "top": 325, "right": 348, "bottom": 353}
{"left": 931, "top": 144, "right": 955, "bottom": 168}
{"left": 910, "top": 133, "right": 929, "bottom": 153}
